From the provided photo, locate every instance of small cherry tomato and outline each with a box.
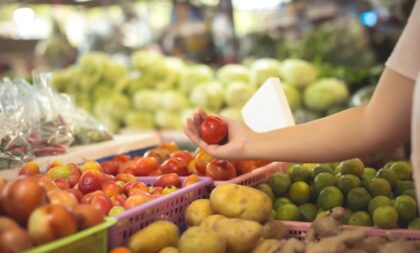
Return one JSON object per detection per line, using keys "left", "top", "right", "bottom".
{"left": 162, "top": 185, "right": 178, "bottom": 195}
{"left": 160, "top": 157, "right": 189, "bottom": 176}
{"left": 206, "top": 160, "right": 237, "bottom": 180}
{"left": 199, "top": 115, "right": 228, "bottom": 145}
{"left": 154, "top": 173, "right": 181, "bottom": 187}
{"left": 182, "top": 174, "right": 200, "bottom": 188}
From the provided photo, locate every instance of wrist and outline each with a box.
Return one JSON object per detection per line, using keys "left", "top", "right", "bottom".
{"left": 243, "top": 129, "right": 259, "bottom": 159}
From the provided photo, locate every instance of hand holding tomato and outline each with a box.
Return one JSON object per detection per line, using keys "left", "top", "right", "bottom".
{"left": 199, "top": 115, "right": 228, "bottom": 145}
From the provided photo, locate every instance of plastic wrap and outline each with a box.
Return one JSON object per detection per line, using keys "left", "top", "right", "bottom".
{"left": 0, "top": 74, "right": 112, "bottom": 169}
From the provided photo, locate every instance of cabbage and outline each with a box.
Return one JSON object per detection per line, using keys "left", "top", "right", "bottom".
{"left": 217, "top": 64, "right": 249, "bottom": 86}
{"left": 219, "top": 107, "right": 243, "bottom": 121}
{"left": 282, "top": 84, "right": 301, "bottom": 112}
{"left": 94, "top": 93, "right": 131, "bottom": 121}
{"left": 123, "top": 111, "right": 155, "bottom": 129}
{"left": 160, "top": 90, "right": 189, "bottom": 112}
{"left": 149, "top": 57, "right": 186, "bottom": 90}
{"left": 155, "top": 110, "right": 184, "bottom": 129}
{"left": 280, "top": 59, "right": 317, "bottom": 87}
{"left": 303, "top": 78, "right": 349, "bottom": 112}
{"left": 250, "top": 58, "right": 281, "bottom": 87}
{"left": 102, "top": 61, "right": 128, "bottom": 83}
{"left": 126, "top": 75, "right": 153, "bottom": 95}
{"left": 132, "top": 90, "right": 160, "bottom": 111}
{"left": 78, "top": 52, "right": 108, "bottom": 87}
{"left": 190, "top": 82, "right": 224, "bottom": 112}
{"left": 179, "top": 64, "right": 214, "bottom": 94}
{"left": 131, "top": 50, "right": 163, "bottom": 72}
{"left": 224, "top": 81, "right": 254, "bottom": 108}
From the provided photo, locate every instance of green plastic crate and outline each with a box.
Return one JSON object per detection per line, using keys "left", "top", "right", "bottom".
{"left": 25, "top": 217, "right": 116, "bottom": 253}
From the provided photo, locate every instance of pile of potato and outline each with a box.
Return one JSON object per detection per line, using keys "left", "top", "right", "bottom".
{"left": 125, "top": 184, "right": 420, "bottom": 253}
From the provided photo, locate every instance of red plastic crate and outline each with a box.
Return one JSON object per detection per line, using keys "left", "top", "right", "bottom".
{"left": 108, "top": 177, "right": 212, "bottom": 248}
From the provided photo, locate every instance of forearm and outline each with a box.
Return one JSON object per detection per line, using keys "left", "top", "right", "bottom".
{"left": 245, "top": 68, "right": 414, "bottom": 163}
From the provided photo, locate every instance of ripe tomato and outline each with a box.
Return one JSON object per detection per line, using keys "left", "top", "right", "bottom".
{"left": 199, "top": 115, "right": 228, "bottom": 145}
{"left": 133, "top": 157, "right": 159, "bottom": 176}
{"left": 148, "top": 168, "right": 163, "bottom": 176}
{"left": 170, "top": 150, "right": 194, "bottom": 164}
{"left": 144, "top": 148, "right": 171, "bottom": 164}
{"left": 182, "top": 175, "right": 200, "bottom": 188}
{"left": 100, "top": 161, "right": 119, "bottom": 176}
{"left": 194, "top": 149, "right": 214, "bottom": 175}
{"left": 157, "top": 142, "right": 179, "bottom": 153}
{"left": 113, "top": 155, "right": 131, "bottom": 163}
{"left": 234, "top": 160, "right": 258, "bottom": 175}
{"left": 206, "top": 160, "right": 237, "bottom": 180}
{"left": 154, "top": 173, "right": 181, "bottom": 187}
{"left": 160, "top": 157, "right": 189, "bottom": 176}
{"left": 118, "top": 161, "right": 136, "bottom": 175}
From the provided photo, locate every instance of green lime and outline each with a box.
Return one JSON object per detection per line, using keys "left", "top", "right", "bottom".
{"left": 257, "top": 183, "right": 275, "bottom": 201}
{"left": 337, "top": 158, "right": 364, "bottom": 177}
{"left": 311, "top": 164, "right": 334, "bottom": 179}
{"left": 368, "top": 178, "right": 391, "bottom": 197}
{"left": 361, "top": 167, "right": 377, "bottom": 188}
{"left": 395, "top": 180, "right": 414, "bottom": 196}
{"left": 268, "top": 172, "right": 291, "bottom": 196}
{"left": 329, "top": 162, "right": 340, "bottom": 171}
{"left": 314, "top": 172, "right": 336, "bottom": 193}
{"left": 288, "top": 164, "right": 311, "bottom": 182}
{"left": 368, "top": 196, "right": 392, "bottom": 215}
{"left": 373, "top": 206, "right": 399, "bottom": 229}
{"left": 390, "top": 161, "right": 412, "bottom": 180}
{"left": 299, "top": 203, "right": 317, "bottom": 222}
{"left": 347, "top": 211, "right": 372, "bottom": 226}
{"left": 383, "top": 161, "right": 395, "bottom": 169}
{"left": 275, "top": 203, "right": 301, "bottom": 221}
{"left": 402, "top": 189, "right": 416, "bottom": 199}
{"left": 376, "top": 168, "right": 398, "bottom": 188}
{"left": 347, "top": 187, "right": 371, "bottom": 211}
{"left": 408, "top": 217, "right": 420, "bottom": 230}
{"left": 288, "top": 181, "right": 311, "bottom": 205}
{"left": 273, "top": 197, "right": 293, "bottom": 211}
{"left": 337, "top": 174, "right": 361, "bottom": 194}
{"left": 341, "top": 208, "right": 353, "bottom": 224}
{"left": 394, "top": 195, "right": 418, "bottom": 222}
{"left": 317, "top": 186, "right": 344, "bottom": 210}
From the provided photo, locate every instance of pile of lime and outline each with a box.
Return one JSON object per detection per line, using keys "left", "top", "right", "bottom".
{"left": 257, "top": 159, "right": 420, "bottom": 229}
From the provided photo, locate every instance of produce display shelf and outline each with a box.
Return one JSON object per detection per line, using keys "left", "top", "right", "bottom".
{"left": 25, "top": 217, "right": 116, "bottom": 253}
{"left": 108, "top": 177, "right": 213, "bottom": 249}
{"left": 214, "top": 161, "right": 288, "bottom": 187}
{"left": 284, "top": 220, "right": 420, "bottom": 240}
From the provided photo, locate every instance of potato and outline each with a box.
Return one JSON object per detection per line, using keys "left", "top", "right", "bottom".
{"left": 200, "top": 214, "right": 227, "bottom": 229}
{"left": 252, "top": 239, "right": 285, "bottom": 253}
{"left": 262, "top": 220, "right": 288, "bottom": 240}
{"left": 178, "top": 226, "right": 226, "bottom": 253}
{"left": 210, "top": 184, "right": 272, "bottom": 223}
{"left": 185, "top": 199, "right": 214, "bottom": 227}
{"left": 159, "top": 247, "right": 178, "bottom": 253}
{"left": 128, "top": 221, "right": 179, "bottom": 253}
{"left": 213, "top": 218, "right": 263, "bottom": 253}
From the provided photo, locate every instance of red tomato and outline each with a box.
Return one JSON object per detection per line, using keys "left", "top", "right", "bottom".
{"left": 154, "top": 173, "right": 181, "bottom": 187}
{"left": 144, "top": 148, "right": 171, "bottom": 164}
{"left": 199, "top": 115, "right": 228, "bottom": 145}
{"left": 149, "top": 186, "right": 163, "bottom": 195}
{"left": 182, "top": 175, "right": 200, "bottom": 188}
{"left": 194, "top": 149, "right": 214, "bottom": 175}
{"left": 100, "top": 161, "right": 119, "bottom": 176}
{"left": 133, "top": 157, "right": 159, "bottom": 176}
{"left": 118, "top": 161, "right": 136, "bottom": 175}
{"left": 170, "top": 150, "right": 194, "bottom": 164}
{"left": 157, "top": 142, "right": 179, "bottom": 153}
{"left": 234, "top": 160, "right": 258, "bottom": 175}
{"left": 160, "top": 157, "right": 189, "bottom": 176}
{"left": 113, "top": 155, "right": 131, "bottom": 163}
{"left": 148, "top": 168, "right": 163, "bottom": 176}
{"left": 123, "top": 181, "right": 149, "bottom": 196}
{"left": 254, "top": 160, "right": 272, "bottom": 167}
{"left": 206, "top": 160, "right": 237, "bottom": 180}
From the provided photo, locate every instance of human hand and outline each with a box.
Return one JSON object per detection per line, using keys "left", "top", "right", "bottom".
{"left": 183, "top": 109, "right": 256, "bottom": 160}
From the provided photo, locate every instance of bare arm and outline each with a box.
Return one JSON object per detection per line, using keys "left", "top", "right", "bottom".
{"left": 185, "top": 67, "right": 415, "bottom": 162}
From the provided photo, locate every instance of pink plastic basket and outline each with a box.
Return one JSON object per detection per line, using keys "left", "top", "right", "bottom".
{"left": 283, "top": 221, "right": 420, "bottom": 240}
{"left": 108, "top": 177, "right": 212, "bottom": 248}
{"left": 214, "top": 162, "right": 288, "bottom": 187}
